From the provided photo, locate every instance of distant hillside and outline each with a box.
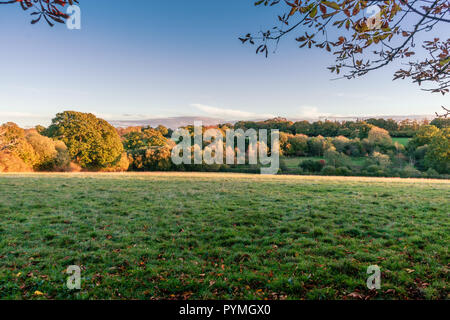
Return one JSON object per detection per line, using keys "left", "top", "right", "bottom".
{"left": 110, "top": 117, "right": 227, "bottom": 129}
{"left": 316, "top": 115, "right": 435, "bottom": 122}
{"left": 110, "top": 114, "right": 436, "bottom": 128}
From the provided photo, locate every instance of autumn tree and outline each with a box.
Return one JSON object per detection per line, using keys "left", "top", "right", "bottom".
{"left": 123, "top": 127, "right": 169, "bottom": 151}
{"left": 409, "top": 124, "right": 440, "bottom": 148}
{"left": 45, "top": 111, "right": 124, "bottom": 169}
{"left": 156, "top": 125, "right": 170, "bottom": 137}
{"left": 0, "top": 122, "right": 38, "bottom": 167}
{"left": 0, "top": 123, "right": 72, "bottom": 171}
{"left": 25, "top": 130, "right": 71, "bottom": 170}
{"left": 308, "top": 135, "right": 330, "bottom": 156}
{"left": 368, "top": 126, "right": 393, "bottom": 146}
{"left": 241, "top": 0, "right": 449, "bottom": 116}
{"left": 123, "top": 126, "right": 175, "bottom": 171}
{"left": 332, "top": 135, "right": 351, "bottom": 152}
{"left": 0, "top": 122, "right": 24, "bottom": 151}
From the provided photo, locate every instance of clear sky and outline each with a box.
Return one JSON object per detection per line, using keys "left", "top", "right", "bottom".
{"left": 0, "top": 0, "right": 447, "bottom": 126}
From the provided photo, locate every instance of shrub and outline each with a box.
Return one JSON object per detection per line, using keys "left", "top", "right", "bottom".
{"left": 53, "top": 141, "right": 71, "bottom": 171}
{"left": 14, "top": 138, "right": 38, "bottom": 167}
{"left": 399, "top": 165, "right": 422, "bottom": 178}
{"left": 390, "top": 153, "right": 408, "bottom": 169}
{"left": 0, "top": 151, "right": 32, "bottom": 172}
{"left": 425, "top": 168, "right": 439, "bottom": 178}
{"left": 279, "top": 159, "right": 288, "bottom": 172}
{"left": 414, "top": 145, "right": 429, "bottom": 160}
{"left": 128, "top": 146, "right": 173, "bottom": 171}
{"left": 100, "top": 153, "right": 130, "bottom": 172}
{"left": 25, "top": 131, "right": 58, "bottom": 170}
{"left": 371, "top": 151, "right": 391, "bottom": 168}
{"left": 300, "top": 159, "right": 326, "bottom": 173}
{"left": 321, "top": 165, "right": 336, "bottom": 175}
{"left": 23, "top": 130, "right": 71, "bottom": 171}
{"left": 324, "top": 148, "right": 352, "bottom": 168}
{"left": 336, "top": 166, "right": 352, "bottom": 176}
{"left": 67, "top": 162, "right": 82, "bottom": 172}
{"left": 364, "top": 165, "right": 386, "bottom": 177}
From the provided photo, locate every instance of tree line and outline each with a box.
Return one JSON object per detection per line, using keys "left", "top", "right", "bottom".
{"left": 0, "top": 111, "right": 448, "bottom": 177}
{"left": 234, "top": 117, "right": 448, "bottom": 138}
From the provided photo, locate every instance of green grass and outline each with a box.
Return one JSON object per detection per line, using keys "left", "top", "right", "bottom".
{"left": 392, "top": 137, "right": 411, "bottom": 147}
{"left": 0, "top": 173, "right": 448, "bottom": 300}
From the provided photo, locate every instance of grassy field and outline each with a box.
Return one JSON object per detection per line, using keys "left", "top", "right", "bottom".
{"left": 0, "top": 173, "right": 448, "bottom": 300}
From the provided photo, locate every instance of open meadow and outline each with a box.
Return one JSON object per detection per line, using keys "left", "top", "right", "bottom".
{"left": 0, "top": 172, "right": 448, "bottom": 300}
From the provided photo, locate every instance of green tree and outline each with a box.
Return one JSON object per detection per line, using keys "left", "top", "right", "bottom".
{"left": 366, "top": 118, "right": 399, "bottom": 133}
{"left": 286, "top": 134, "right": 309, "bottom": 156}
{"left": 45, "top": 111, "right": 123, "bottom": 169}
{"left": 324, "top": 147, "right": 352, "bottom": 168}
{"left": 425, "top": 128, "right": 450, "bottom": 174}
{"left": 410, "top": 125, "right": 440, "bottom": 149}
{"left": 292, "top": 121, "right": 312, "bottom": 135}
{"left": 123, "top": 127, "right": 168, "bottom": 151}
{"left": 332, "top": 135, "right": 350, "bottom": 153}
{"left": 348, "top": 122, "right": 373, "bottom": 139}
{"left": 35, "top": 125, "right": 46, "bottom": 134}
{"left": 308, "top": 135, "right": 330, "bottom": 156}
{"left": 430, "top": 118, "right": 450, "bottom": 129}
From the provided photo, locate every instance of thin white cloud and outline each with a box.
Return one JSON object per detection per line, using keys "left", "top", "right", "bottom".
{"left": 0, "top": 112, "right": 52, "bottom": 128}
{"left": 0, "top": 112, "right": 49, "bottom": 119}
{"left": 191, "top": 103, "right": 275, "bottom": 120}
{"left": 292, "top": 106, "right": 338, "bottom": 119}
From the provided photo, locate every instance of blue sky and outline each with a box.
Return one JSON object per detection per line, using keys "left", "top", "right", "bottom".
{"left": 0, "top": 0, "right": 447, "bottom": 126}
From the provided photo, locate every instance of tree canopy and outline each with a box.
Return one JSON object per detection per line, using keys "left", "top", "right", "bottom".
{"left": 425, "top": 127, "right": 450, "bottom": 173}
{"left": 0, "top": 122, "right": 71, "bottom": 171}
{"left": 45, "top": 111, "right": 124, "bottom": 169}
